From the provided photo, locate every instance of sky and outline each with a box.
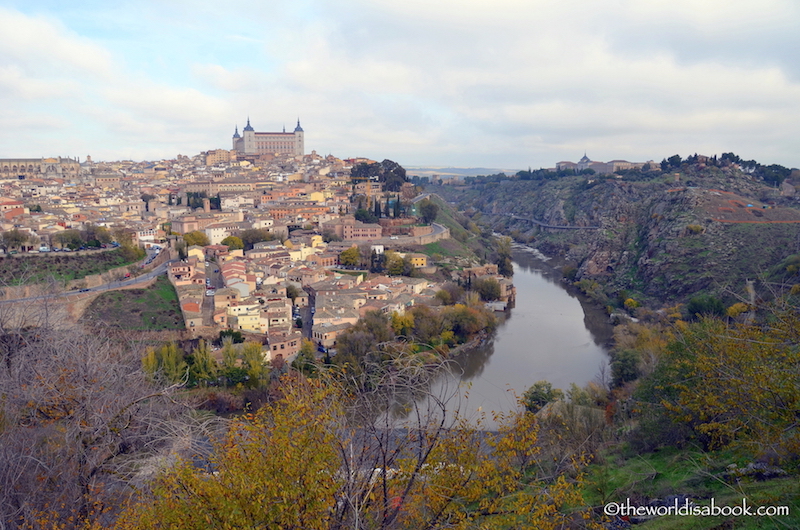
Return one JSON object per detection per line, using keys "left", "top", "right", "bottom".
{"left": 1, "top": 0, "right": 799, "bottom": 170}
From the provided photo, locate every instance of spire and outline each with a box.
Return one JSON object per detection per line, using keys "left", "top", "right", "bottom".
{"left": 243, "top": 117, "right": 254, "bottom": 132}
{"left": 294, "top": 118, "right": 304, "bottom": 133}
{"left": 232, "top": 125, "right": 240, "bottom": 138}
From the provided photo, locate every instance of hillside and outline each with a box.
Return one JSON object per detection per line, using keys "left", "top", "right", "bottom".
{"left": 436, "top": 165, "right": 800, "bottom": 307}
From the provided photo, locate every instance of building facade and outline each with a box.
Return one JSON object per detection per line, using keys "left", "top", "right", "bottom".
{"left": 232, "top": 118, "right": 304, "bottom": 157}
{"left": 0, "top": 157, "right": 81, "bottom": 180}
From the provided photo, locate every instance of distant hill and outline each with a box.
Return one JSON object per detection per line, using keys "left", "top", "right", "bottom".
{"left": 407, "top": 167, "right": 522, "bottom": 178}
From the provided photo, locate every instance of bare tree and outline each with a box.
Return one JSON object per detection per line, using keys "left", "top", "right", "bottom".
{"left": 0, "top": 324, "right": 203, "bottom": 529}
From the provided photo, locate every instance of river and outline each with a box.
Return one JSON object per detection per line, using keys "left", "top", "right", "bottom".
{"left": 429, "top": 247, "right": 612, "bottom": 425}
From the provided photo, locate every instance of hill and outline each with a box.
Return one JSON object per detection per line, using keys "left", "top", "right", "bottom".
{"left": 435, "top": 162, "right": 800, "bottom": 308}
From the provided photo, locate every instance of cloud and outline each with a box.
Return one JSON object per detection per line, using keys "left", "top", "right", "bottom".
{"left": 1, "top": 1, "right": 799, "bottom": 168}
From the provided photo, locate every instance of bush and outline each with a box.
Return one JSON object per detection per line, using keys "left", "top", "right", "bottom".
{"left": 685, "top": 294, "right": 725, "bottom": 319}
{"left": 610, "top": 349, "right": 641, "bottom": 388}
{"left": 522, "top": 380, "right": 563, "bottom": 413}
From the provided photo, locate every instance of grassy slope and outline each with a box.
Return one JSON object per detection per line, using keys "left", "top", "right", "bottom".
{"left": 82, "top": 275, "right": 183, "bottom": 330}
{"left": 414, "top": 194, "right": 494, "bottom": 263}
{"left": 585, "top": 447, "right": 800, "bottom": 529}
{"left": 0, "top": 248, "right": 143, "bottom": 285}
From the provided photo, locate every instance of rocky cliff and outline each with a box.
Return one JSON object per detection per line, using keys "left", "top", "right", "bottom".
{"left": 436, "top": 169, "right": 800, "bottom": 307}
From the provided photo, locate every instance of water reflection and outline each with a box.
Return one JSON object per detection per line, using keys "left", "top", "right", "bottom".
{"left": 429, "top": 249, "right": 612, "bottom": 425}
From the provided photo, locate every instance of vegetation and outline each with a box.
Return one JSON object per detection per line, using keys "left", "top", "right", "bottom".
{"left": 0, "top": 324, "right": 186, "bottom": 529}
{"left": 354, "top": 207, "right": 378, "bottom": 224}
{"left": 83, "top": 276, "right": 183, "bottom": 330}
{"left": 350, "top": 159, "right": 409, "bottom": 191}
{"left": 418, "top": 198, "right": 439, "bottom": 224}
{"left": 339, "top": 245, "right": 361, "bottom": 266}
{"left": 236, "top": 228, "right": 276, "bottom": 250}
{"left": 0, "top": 247, "right": 145, "bottom": 286}
{"left": 182, "top": 230, "right": 210, "bottom": 247}
{"left": 113, "top": 369, "right": 585, "bottom": 530}
{"left": 335, "top": 305, "right": 496, "bottom": 373}
{"left": 220, "top": 235, "right": 244, "bottom": 250}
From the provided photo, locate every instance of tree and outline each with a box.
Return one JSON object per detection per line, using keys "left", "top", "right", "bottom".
{"left": 685, "top": 294, "right": 725, "bottom": 319}
{"left": 53, "top": 229, "right": 83, "bottom": 249}
{"left": 384, "top": 250, "right": 405, "bottom": 276}
{"left": 339, "top": 246, "right": 361, "bottom": 267}
{"left": 322, "top": 229, "right": 342, "bottom": 243}
{"left": 474, "top": 277, "right": 502, "bottom": 301}
{"left": 113, "top": 367, "right": 585, "bottom": 529}
{"left": 143, "top": 342, "right": 187, "bottom": 384}
{"left": 220, "top": 235, "right": 244, "bottom": 250}
{"left": 82, "top": 224, "right": 112, "bottom": 247}
{"left": 1, "top": 228, "right": 29, "bottom": 251}
{"left": 667, "top": 154, "right": 682, "bottom": 168}
{"left": 188, "top": 339, "right": 218, "bottom": 386}
{"left": 0, "top": 326, "right": 189, "bottom": 528}
{"left": 523, "top": 380, "right": 564, "bottom": 413}
{"left": 241, "top": 341, "right": 267, "bottom": 388}
{"left": 112, "top": 227, "right": 135, "bottom": 248}
{"left": 610, "top": 349, "right": 641, "bottom": 388}
{"left": 419, "top": 199, "right": 439, "bottom": 224}
{"left": 183, "top": 230, "right": 210, "bottom": 247}
{"left": 285, "top": 283, "right": 300, "bottom": 303}
{"left": 638, "top": 312, "right": 800, "bottom": 454}
{"left": 140, "top": 193, "right": 156, "bottom": 210}
{"left": 238, "top": 228, "right": 275, "bottom": 250}
{"left": 354, "top": 208, "right": 378, "bottom": 224}
{"left": 495, "top": 236, "right": 514, "bottom": 277}
{"left": 293, "top": 339, "right": 318, "bottom": 376}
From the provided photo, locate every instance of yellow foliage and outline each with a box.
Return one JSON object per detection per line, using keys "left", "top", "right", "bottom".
{"left": 725, "top": 302, "right": 749, "bottom": 318}
{"left": 113, "top": 375, "right": 589, "bottom": 529}
{"left": 660, "top": 313, "right": 800, "bottom": 453}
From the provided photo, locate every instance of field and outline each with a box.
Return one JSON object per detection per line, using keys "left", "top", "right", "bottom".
{"left": 0, "top": 248, "right": 142, "bottom": 285}
{"left": 82, "top": 275, "right": 184, "bottom": 330}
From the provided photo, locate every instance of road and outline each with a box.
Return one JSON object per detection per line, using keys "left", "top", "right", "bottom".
{"left": 0, "top": 258, "right": 177, "bottom": 304}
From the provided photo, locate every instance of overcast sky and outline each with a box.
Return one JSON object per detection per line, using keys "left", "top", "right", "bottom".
{"left": 1, "top": 0, "right": 798, "bottom": 169}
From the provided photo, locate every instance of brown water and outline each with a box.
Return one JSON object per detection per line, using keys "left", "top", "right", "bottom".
{"left": 430, "top": 248, "right": 612, "bottom": 425}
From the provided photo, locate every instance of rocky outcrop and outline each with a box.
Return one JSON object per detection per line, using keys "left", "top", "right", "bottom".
{"left": 438, "top": 172, "right": 800, "bottom": 306}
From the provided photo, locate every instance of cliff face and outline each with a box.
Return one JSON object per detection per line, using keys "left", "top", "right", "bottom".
{"left": 438, "top": 172, "right": 800, "bottom": 306}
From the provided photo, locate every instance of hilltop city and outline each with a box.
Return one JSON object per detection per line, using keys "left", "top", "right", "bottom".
{"left": 0, "top": 119, "right": 515, "bottom": 362}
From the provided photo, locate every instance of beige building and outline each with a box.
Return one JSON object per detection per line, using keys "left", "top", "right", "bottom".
{"left": 0, "top": 157, "right": 81, "bottom": 180}
{"left": 232, "top": 118, "right": 304, "bottom": 157}
{"left": 556, "top": 154, "right": 651, "bottom": 175}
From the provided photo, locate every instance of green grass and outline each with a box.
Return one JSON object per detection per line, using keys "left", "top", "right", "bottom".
{"left": 584, "top": 447, "right": 800, "bottom": 529}
{"left": 83, "top": 275, "right": 183, "bottom": 330}
{"left": 0, "top": 247, "right": 145, "bottom": 285}
{"left": 332, "top": 269, "right": 368, "bottom": 279}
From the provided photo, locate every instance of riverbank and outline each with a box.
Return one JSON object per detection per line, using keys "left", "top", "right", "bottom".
{"left": 426, "top": 251, "right": 612, "bottom": 425}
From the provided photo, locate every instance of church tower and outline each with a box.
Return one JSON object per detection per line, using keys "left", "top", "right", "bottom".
{"left": 231, "top": 125, "right": 241, "bottom": 151}
{"left": 243, "top": 118, "right": 256, "bottom": 155}
{"left": 294, "top": 119, "right": 304, "bottom": 156}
